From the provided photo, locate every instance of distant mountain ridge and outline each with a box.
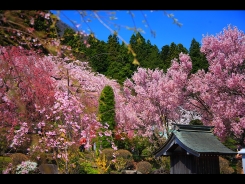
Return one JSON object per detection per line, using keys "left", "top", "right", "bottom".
{"left": 56, "top": 19, "right": 72, "bottom": 37}
{"left": 55, "top": 17, "right": 89, "bottom": 41}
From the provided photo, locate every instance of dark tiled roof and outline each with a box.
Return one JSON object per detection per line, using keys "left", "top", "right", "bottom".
{"left": 154, "top": 124, "right": 236, "bottom": 157}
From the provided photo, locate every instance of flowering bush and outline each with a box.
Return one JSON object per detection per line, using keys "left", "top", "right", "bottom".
{"left": 15, "top": 160, "right": 39, "bottom": 174}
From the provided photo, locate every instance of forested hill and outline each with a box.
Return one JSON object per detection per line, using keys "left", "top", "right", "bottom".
{"left": 0, "top": 10, "right": 209, "bottom": 85}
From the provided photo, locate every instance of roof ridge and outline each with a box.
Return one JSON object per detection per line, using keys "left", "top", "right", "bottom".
{"left": 172, "top": 123, "right": 214, "bottom": 132}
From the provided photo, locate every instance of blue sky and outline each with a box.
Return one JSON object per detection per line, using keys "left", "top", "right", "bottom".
{"left": 51, "top": 10, "right": 245, "bottom": 51}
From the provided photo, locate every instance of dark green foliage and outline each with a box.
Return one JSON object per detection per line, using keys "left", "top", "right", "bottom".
{"left": 60, "top": 27, "right": 87, "bottom": 60}
{"left": 87, "top": 40, "right": 109, "bottom": 74}
{"left": 129, "top": 136, "right": 152, "bottom": 162}
{"left": 105, "top": 34, "right": 136, "bottom": 84}
{"left": 136, "top": 161, "right": 152, "bottom": 174}
{"left": 106, "top": 33, "right": 120, "bottom": 64}
{"left": 83, "top": 34, "right": 137, "bottom": 84}
{"left": 98, "top": 85, "right": 116, "bottom": 130}
{"left": 61, "top": 28, "right": 78, "bottom": 47}
{"left": 189, "top": 38, "right": 209, "bottom": 73}
{"left": 160, "top": 42, "right": 188, "bottom": 72}
{"left": 129, "top": 32, "right": 162, "bottom": 70}
{"left": 223, "top": 136, "right": 239, "bottom": 151}
{"left": 144, "top": 41, "right": 162, "bottom": 69}
{"left": 97, "top": 85, "right": 115, "bottom": 150}
{"left": 129, "top": 32, "right": 148, "bottom": 67}
{"left": 129, "top": 33, "right": 146, "bottom": 60}
{"left": 32, "top": 10, "right": 54, "bottom": 34}
{"left": 159, "top": 45, "right": 171, "bottom": 72}
{"left": 106, "top": 42, "right": 136, "bottom": 85}
{"left": 189, "top": 119, "right": 203, "bottom": 125}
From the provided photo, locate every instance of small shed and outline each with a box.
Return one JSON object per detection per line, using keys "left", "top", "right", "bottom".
{"left": 154, "top": 124, "right": 236, "bottom": 174}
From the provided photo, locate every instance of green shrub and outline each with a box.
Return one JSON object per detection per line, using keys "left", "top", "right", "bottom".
{"left": 136, "top": 161, "right": 152, "bottom": 174}
{"left": 100, "top": 148, "right": 115, "bottom": 164}
{"left": 145, "top": 156, "right": 170, "bottom": 172}
{"left": 115, "top": 149, "right": 133, "bottom": 159}
{"left": 79, "top": 161, "right": 99, "bottom": 174}
{"left": 100, "top": 148, "right": 136, "bottom": 172}
{"left": 115, "top": 149, "right": 134, "bottom": 170}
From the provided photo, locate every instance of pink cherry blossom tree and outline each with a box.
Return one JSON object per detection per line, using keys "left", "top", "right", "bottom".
{"left": 116, "top": 52, "right": 192, "bottom": 139}
{"left": 0, "top": 46, "right": 56, "bottom": 149}
{"left": 0, "top": 46, "right": 125, "bottom": 172}
{"left": 186, "top": 25, "right": 245, "bottom": 143}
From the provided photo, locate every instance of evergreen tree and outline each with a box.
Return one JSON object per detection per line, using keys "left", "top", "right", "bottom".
{"left": 160, "top": 45, "right": 170, "bottom": 72}
{"left": 176, "top": 43, "right": 188, "bottom": 54}
{"left": 144, "top": 40, "right": 161, "bottom": 69}
{"left": 106, "top": 42, "right": 137, "bottom": 85}
{"left": 97, "top": 85, "right": 116, "bottom": 148}
{"left": 129, "top": 32, "right": 148, "bottom": 67}
{"left": 160, "top": 42, "right": 188, "bottom": 72}
{"left": 189, "top": 38, "right": 209, "bottom": 73}
{"left": 87, "top": 39, "right": 108, "bottom": 74}
{"left": 104, "top": 33, "right": 122, "bottom": 78}
{"left": 106, "top": 33, "right": 120, "bottom": 65}
{"left": 60, "top": 27, "right": 88, "bottom": 60}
